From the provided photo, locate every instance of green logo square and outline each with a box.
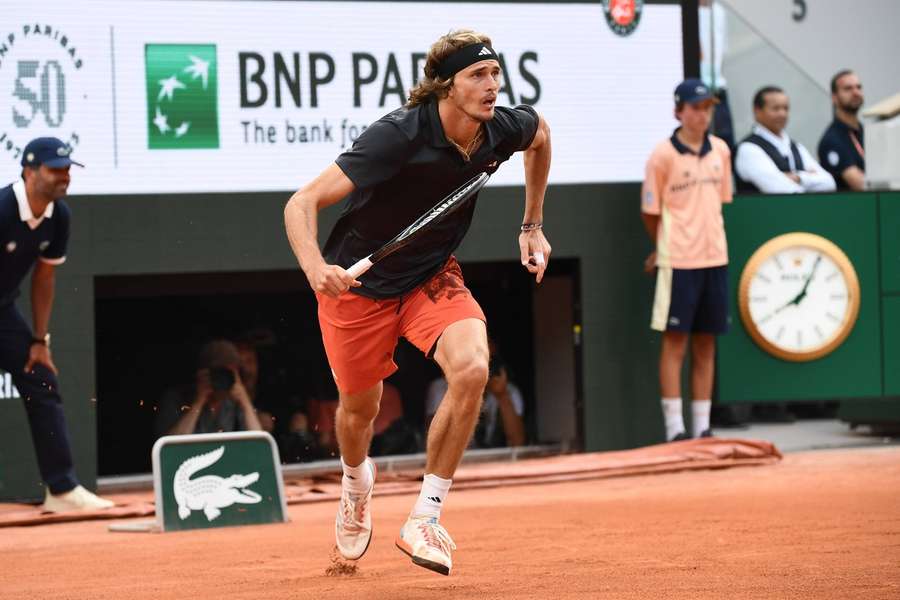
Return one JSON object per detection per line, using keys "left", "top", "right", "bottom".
{"left": 155, "top": 435, "right": 287, "bottom": 531}
{"left": 145, "top": 44, "right": 219, "bottom": 149}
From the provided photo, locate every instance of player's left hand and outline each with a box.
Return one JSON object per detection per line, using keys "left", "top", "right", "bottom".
{"left": 519, "top": 229, "right": 551, "bottom": 283}
{"left": 25, "top": 343, "right": 58, "bottom": 376}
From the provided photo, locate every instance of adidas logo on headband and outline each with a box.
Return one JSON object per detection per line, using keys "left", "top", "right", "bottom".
{"left": 436, "top": 43, "right": 498, "bottom": 79}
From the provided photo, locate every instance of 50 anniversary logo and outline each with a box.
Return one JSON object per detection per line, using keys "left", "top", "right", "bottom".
{"left": 0, "top": 23, "right": 84, "bottom": 164}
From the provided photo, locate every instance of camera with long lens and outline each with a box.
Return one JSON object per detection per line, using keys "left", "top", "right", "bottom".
{"left": 209, "top": 367, "right": 236, "bottom": 391}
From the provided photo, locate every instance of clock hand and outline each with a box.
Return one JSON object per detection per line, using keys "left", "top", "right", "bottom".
{"left": 774, "top": 300, "right": 794, "bottom": 314}
{"left": 773, "top": 254, "right": 823, "bottom": 312}
{"left": 775, "top": 288, "right": 803, "bottom": 313}
{"left": 794, "top": 254, "right": 822, "bottom": 305}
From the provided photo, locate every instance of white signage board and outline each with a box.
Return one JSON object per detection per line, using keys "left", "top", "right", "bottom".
{"left": 0, "top": 1, "right": 682, "bottom": 194}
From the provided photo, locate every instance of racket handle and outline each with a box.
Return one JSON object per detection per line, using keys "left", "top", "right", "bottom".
{"left": 346, "top": 256, "right": 374, "bottom": 279}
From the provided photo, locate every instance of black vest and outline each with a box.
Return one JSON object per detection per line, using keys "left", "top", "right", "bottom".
{"left": 735, "top": 133, "right": 804, "bottom": 193}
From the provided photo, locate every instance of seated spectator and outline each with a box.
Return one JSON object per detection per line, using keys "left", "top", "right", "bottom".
{"left": 306, "top": 376, "right": 416, "bottom": 458}
{"left": 425, "top": 351, "right": 526, "bottom": 448}
{"left": 818, "top": 69, "right": 866, "bottom": 191}
{"left": 235, "top": 339, "right": 275, "bottom": 433}
{"left": 735, "top": 86, "right": 836, "bottom": 194}
{"left": 278, "top": 409, "right": 322, "bottom": 463}
{"left": 155, "top": 339, "right": 264, "bottom": 436}
{"left": 374, "top": 380, "right": 404, "bottom": 435}
{"left": 370, "top": 381, "right": 422, "bottom": 456}
{"left": 307, "top": 373, "right": 340, "bottom": 457}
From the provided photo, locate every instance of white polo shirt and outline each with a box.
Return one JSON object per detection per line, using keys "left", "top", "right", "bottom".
{"left": 734, "top": 124, "right": 836, "bottom": 194}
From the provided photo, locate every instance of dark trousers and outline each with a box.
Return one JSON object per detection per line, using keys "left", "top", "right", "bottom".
{"left": 0, "top": 302, "right": 78, "bottom": 494}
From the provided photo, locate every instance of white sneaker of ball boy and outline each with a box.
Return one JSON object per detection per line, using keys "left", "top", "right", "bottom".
{"left": 42, "top": 485, "right": 115, "bottom": 513}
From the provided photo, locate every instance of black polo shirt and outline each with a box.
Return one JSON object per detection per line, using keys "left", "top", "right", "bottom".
{"left": 817, "top": 118, "right": 864, "bottom": 191}
{"left": 0, "top": 180, "right": 70, "bottom": 307}
{"left": 326, "top": 100, "right": 539, "bottom": 299}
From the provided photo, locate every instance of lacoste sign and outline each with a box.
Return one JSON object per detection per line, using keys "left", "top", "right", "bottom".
{"left": 173, "top": 445, "right": 262, "bottom": 521}
{"left": 152, "top": 431, "right": 287, "bottom": 532}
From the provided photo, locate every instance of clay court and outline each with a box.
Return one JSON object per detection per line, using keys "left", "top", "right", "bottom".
{"left": 3, "top": 445, "right": 899, "bottom": 599}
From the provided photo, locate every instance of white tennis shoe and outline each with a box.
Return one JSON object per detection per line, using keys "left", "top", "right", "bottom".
{"left": 335, "top": 457, "right": 376, "bottom": 560}
{"left": 41, "top": 485, "right": 115, "bottom": 513}
{"left": 395, "top": 515, "right": 457, "bottom": 576}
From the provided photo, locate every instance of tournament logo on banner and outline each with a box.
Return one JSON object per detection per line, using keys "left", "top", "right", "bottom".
{"left": 0, "top": 23, "right": 85, "bottom": 165}
{"left": 603, "top": 0, "right": 643, "bottom": 37}
{"left": 144, "top": 44, "right": 218, "bottom": 149}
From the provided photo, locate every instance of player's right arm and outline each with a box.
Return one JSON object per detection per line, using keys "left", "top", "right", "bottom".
{"left": 284, "top": 163, "right": 361, "bottom": 297}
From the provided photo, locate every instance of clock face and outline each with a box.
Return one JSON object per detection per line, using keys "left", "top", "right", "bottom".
{"left": 739, "top": 233, "right": 860, "bottom": 362}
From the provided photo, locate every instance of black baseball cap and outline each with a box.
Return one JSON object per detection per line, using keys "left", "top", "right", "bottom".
{"left": 20, "top": 137, "right": 84, "bottom": 168}
{"left": 673, "top": 79, "right": 717, "bottom": 105}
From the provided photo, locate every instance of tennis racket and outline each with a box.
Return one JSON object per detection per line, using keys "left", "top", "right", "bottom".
{"left": 346, "top": 171, "right": 490, "bottom": 279}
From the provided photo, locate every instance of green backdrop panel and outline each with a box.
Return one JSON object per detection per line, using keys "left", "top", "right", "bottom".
{"left": 718, "top": 193, "right": 882, "bottom": 403}
{"left": 883, "top": 296, "right": 900, "bottom": 396}
{"left": 881, "top": 193, "right": 900, "bottom": 294}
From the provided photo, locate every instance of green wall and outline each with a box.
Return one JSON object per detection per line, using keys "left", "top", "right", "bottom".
{"left": 880, "top": 193, "right": 900, "bottom": 397}
{"left": 1, "top": 182, "right": 667, "bottom": 501}
{"left": 719, "top": 193, "right": 883, "bottom": 402}
{"left": 720, "top": 192, "right": 900, "bottom": 406}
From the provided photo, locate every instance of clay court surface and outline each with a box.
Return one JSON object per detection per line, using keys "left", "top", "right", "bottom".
{"left": 3, "top": 446, "right": 899, "bottom": 599}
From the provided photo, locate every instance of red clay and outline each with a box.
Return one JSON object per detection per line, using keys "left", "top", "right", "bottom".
{"left": 2, "top": 447, "right": 899, "bottom": 599}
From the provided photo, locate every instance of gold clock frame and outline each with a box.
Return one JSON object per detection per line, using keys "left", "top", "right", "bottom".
{"left": 738, "top": 232, "right": 861, "bottom": 362}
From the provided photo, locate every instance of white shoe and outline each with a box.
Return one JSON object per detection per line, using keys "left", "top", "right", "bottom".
{"left": 395, "top": 515, "right": 457, "bottom": 576}
{"left": 42, "top": 485, "right": 115, "bottom": 513}
{"left": 334, "top": 458, "right": 376, "bottom": 560}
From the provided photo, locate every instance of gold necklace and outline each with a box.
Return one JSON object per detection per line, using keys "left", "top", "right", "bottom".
{"left": 450, "top": 127, "right": 483, "bottom": 161}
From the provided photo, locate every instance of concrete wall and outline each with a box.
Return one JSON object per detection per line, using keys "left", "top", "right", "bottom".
{"left": 719, "top": 0, "right": 899, "bottom": 152}
{"left": 722, "top": 0, "right": 900, "bottom": 103}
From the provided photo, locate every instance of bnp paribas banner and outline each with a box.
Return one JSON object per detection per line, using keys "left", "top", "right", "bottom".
{"left": 0, "top": 1, "right": 681, "bottom": 194}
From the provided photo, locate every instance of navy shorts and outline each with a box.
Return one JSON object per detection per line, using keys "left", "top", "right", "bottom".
{"left": 651, "top": 265, "right": 730, "bottom": 334}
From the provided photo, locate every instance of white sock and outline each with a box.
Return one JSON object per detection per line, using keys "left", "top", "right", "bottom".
{"left": 692, "top": 400, "right": 712, "bottom": 438}
{"left": 341, "top": 456, "right": 373, "bottom": 494}
{"left": 662, "top": 397, "right": 685, "bottom": 440}
{"left": 412, "top": 474, "right": 452, "bottom": 519}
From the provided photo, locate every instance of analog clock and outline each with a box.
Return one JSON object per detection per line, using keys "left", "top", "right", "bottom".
{"left": 738, "top": 232, "right": 860, "bottom": 362}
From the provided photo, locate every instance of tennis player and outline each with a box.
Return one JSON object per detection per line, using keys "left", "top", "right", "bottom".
{"left": 284, "top": 29, "right": 551, "bottom": 575}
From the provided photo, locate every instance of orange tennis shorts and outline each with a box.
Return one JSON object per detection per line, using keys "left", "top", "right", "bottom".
{"left": 316, "top": 256, "right": 486, "bottom": 394}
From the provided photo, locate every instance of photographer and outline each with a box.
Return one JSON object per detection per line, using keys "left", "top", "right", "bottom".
{"left": 155, "top": 339, "right": 263, "bottom": 437}
{"left": 425, "top": 346, "right": 525, "bottom": 448}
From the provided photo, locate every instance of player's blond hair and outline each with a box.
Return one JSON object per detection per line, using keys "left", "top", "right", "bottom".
{"left": 406, "top": 29, "right": 493, "bottom": 108}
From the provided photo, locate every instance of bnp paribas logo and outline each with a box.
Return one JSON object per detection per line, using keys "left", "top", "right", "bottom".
{"left": 144, "top": 44, "right": 218, "bottom": 149}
